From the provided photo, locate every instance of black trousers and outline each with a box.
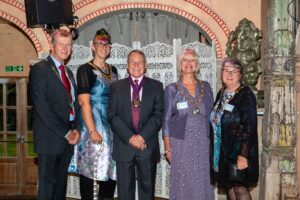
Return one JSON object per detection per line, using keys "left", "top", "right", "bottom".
{"left": 116, "top": 150, "right": 157, "bottom": 200}
{"left": 80, "top": 175, "right": 116, "bottom": 200}
{"left": 37, "top": 145, "right": 73, "bottom": 200}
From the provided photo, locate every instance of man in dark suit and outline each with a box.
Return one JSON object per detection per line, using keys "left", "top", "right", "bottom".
{"left": 109, "top": 50, "right": 164, "bottom": 200}
{"left": 29, "top": 29, "right": 80, "bottom": 200}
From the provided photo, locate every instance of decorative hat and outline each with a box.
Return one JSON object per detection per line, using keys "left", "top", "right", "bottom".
{"left": 94, "top": 28, "right": 111, "bottom": 44}
{"left": 222, "top": 58, "right": 242, "bottom": 70}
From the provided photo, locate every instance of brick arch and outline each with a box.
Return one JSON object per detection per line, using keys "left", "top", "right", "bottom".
{"left": 183, "top": 0, "right": 230, "bottom": 37}
{"left": 1, "top": 0, "right": 25, "bottom": 11}
{"left": 1, "top": 0, "right": 230, "bottom": 57}
{"left": 0, "top": 0, "right": 48, "bottom": 53}
{"left": 74, "top": 2, "right": 228, "bottom": 58}
{"left": 0, "top": 11, "right": 43, "bottom": 53}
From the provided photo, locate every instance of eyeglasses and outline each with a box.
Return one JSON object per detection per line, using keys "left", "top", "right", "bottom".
{"left": 222, "top": 69, "right": 240, "bottom": 75}
{"left": 93, "top": 42, "right": 111, "bottom": 48}
{"left": 182, "top": 58, "right": 197, "bottom": 63}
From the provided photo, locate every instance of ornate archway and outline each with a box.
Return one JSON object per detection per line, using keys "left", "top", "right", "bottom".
{"left": 73, "top": 1, "right": 230, "bottom": 58}
{"left": 1, "top": 0, "right": 230, "bottom": 58}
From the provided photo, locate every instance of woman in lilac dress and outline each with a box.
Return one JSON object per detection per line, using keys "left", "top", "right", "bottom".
{"left": 162, "top": 48, "right": 215, "bottom": 200}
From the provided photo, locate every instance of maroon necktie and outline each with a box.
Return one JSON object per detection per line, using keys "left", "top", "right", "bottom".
{"left": 132, "top": 80, "right": 140, "bottom": 131}
{"left": 59, "top": 65, "right": 75, "bottom": 116}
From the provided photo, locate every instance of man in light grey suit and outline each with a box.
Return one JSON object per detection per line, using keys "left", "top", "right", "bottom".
{"left": 109, "top": 49, "right": 164, "bottom": 200}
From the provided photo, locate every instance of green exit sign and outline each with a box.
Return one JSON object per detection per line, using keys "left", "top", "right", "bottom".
{"left": 5, "top": 66, "right": 24, "bottom": 72}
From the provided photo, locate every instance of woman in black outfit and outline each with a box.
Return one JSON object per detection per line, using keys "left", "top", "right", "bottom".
{"left": 210, "top": 58, "right": 259, "bottom": 200}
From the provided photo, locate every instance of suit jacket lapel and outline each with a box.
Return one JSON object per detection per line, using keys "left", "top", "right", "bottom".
{"left": 66, "top": 68, "right": 76, "bottom": 89}
{"left": 124, "top": 78, "right": 133, "bottom": 122}
{"left": 46, "top": 56, "right": 70, "bottom": 109}
{"left": 46, "top": 56, "right": 60, "bottom": 75}
{"left": 47, "top": 56, "right": 73, "bottom": 93}
{"left": 140, "top": 77, "right": 150, "bottom": 121}
{"left": 46, "top": 56, "right": 64, "bottom": 88}
{"left": 45, "top": 56, "right": 70, "bottom": 120}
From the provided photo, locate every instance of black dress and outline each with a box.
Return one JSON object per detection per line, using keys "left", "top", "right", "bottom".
{"left": 210, "top": 85, "right": 259, "bottom": 189}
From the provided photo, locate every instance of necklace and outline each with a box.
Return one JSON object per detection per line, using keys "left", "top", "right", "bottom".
{"left": 129, "top": 77, "right": 145, "bottom": 108}
{"left": 225, "top": 84, "right": 241, "bottom": 93}
{"left": 212, "top": 85, "right": 244, "bottom": 123}
{"left": 176, "top": 80, "right": 204, "bottom": 115}
{"left": 89, "top": 62, "right": 112, "bottom": 80}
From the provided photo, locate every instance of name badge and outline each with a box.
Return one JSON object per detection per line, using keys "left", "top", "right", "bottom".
{"left": 177, "top": 101, "right": 188, "bottom": 110}
{"left": 224, "top": 103, "right": 234, "bottom": 112}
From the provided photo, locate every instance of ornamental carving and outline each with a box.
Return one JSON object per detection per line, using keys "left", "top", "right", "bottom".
{"left": 226, "top": 18, "right": 262, "bottom": 91}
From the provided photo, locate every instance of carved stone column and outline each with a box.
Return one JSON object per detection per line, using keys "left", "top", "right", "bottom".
{"left": 296, "top": 55, "right": 300, "bottom": 197}
{"left": 260, "top": 0, "right": 297, "bottom": 199}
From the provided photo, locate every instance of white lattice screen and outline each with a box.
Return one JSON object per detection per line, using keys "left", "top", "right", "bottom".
{"left": 66, "top": 39, "right": 216, "bottom": 199}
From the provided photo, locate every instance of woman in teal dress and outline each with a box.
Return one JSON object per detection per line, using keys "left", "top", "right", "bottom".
{"left": 75, "top": 29, "right": 117, "bottom": 200}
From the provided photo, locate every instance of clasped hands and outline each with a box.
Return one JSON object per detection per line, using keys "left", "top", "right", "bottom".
{"left": 66, "top": 129, "right": 80, "bottom": 145}
{"left": 129, "top": 134, "right": 146, "bottom": 151}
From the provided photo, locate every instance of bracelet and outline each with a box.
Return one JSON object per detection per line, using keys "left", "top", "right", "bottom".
{"left": 89, "top": 129, "right": 96, "bottom": 134}
{"left": 165, "top": 149, "right": 171, "bottom": 154}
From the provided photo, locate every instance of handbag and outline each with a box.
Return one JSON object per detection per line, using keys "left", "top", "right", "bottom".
{"left": 221, "top": 144, "right": 247, "bottom": 183}
{"left": 228, "top": 163, "right": 247, "bottom": 183}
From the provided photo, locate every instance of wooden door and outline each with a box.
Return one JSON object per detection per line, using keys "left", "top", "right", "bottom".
{"left": 0, "top": 78, "right": 37, "bottom": 196}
